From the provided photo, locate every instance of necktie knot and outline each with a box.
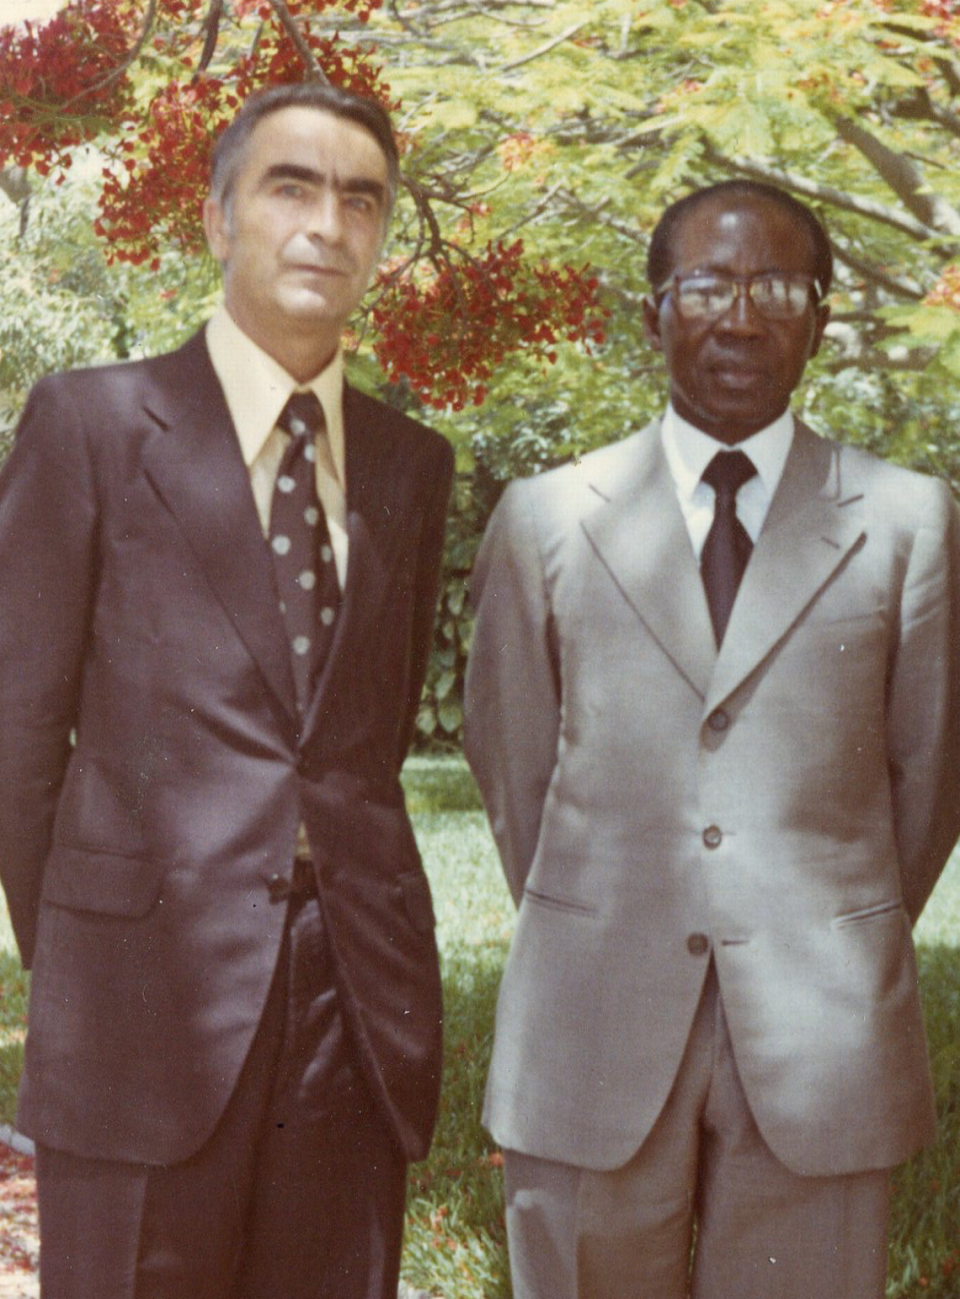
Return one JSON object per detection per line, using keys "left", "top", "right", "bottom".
{"left": 702, "top": 449, "right": 757, "bottom": 501}
{"left": 278, "top": 392, "right": 324, "bottom": 440}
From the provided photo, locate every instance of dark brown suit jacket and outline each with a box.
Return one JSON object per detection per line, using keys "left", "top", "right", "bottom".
{"left": 0, "top": 330, "right": 452, "bottom": 1166}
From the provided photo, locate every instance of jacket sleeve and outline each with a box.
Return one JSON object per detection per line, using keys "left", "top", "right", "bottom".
{"left": 888, "top": 477, "right": 960, "bottom": 923}
{"left": 463, "top": 481, "right": 561, "bottom": 905}
{"left": 0, "top": 377, "right": 99, "bottom": 966}
{"left": 395, "top": 435, "right": 454, "bottom": 768}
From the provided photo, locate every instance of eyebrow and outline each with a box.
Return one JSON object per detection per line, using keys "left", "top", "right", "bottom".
{"left": 261, "top": 163, "right": 387, "bottom": 205}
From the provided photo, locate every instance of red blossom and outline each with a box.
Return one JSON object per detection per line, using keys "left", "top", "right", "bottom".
{"left": 924, "top": 264, "right": 960, "bottom": 310}
{"left": 372, "top": 239, "right": 608, "bottom": 410}
{"left": 0, "top": 0, "right": 139, "bottom": 174}
{"left": 497, "top": 131, "right": 537, "bottom": 173}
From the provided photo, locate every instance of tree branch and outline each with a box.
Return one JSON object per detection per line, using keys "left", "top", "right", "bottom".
{"left": 834, "top": 114, "right": 960, "bottom": 238}
{"left": 554, "top": 186, "right": 646, "bottom": 245}
{"left": 0, "top": 167, "right": 31, "bottom": 238}
{"left": 706, "top": 145, "right": 957, "bottom": 248}
{"left": 0, "top": 168, "right": 30, "bottom": 207}
{"left": 830, "top": 238, "right": 926, "bottom": 301}
{"left": 198, "top": 0, "right": 224, "bottom": 74}
{"left": 497, "top": 20, "right": 588, "bottom": 73}
{"left": 267, "top": 0, "right": 329, "bottom": 82}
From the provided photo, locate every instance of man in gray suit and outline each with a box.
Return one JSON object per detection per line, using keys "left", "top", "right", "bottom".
{"left": 463, "top": 181, "right": 960, "bottom": 1298}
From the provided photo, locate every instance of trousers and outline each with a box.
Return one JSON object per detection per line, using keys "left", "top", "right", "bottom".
{"left": 36, "top": 885, "right": 407, "bottom": 1299}
{"left": 504, "top": 964, "right": 891, "bottom": 1299}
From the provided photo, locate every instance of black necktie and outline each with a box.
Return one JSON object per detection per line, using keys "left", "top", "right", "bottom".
{"left": 270, "top": 392, "right": 341, "bottom": 710}
{"left": 700, "top": 449, "right": 758, "bottom": 647}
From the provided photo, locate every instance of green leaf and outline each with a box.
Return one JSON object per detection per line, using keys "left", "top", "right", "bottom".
{"left": 435, "top": 670, "right": 456, "bottom": 701}
{"left": 438, "top": 699, "right": 463, "bottom": 733}
{"left": 426, "top": 99, "right": 479, "bottom": 131}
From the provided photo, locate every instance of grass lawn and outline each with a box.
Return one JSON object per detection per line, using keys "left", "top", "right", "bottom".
{"left": 0, "top": 754, "right": 957, "bottom": 1297}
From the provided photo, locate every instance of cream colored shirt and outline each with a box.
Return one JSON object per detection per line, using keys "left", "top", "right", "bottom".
{"left": 660, "top": 404, "right": 794, "bottom": 562}
{"left": 205, "top": 305, "right": 348, "bottom": 587}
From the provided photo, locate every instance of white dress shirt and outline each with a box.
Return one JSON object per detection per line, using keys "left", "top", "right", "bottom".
{"left": 660, "top": 404, "right": 794, "bottom": 562}
{"left": 205, "top": 305, "right": 349, "bottom": 587}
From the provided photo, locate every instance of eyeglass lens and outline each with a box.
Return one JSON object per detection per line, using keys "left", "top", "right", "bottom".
{"left": 673, "top": 275, "right": 814, "bottom": 320}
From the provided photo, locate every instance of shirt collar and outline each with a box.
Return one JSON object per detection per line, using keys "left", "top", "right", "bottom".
{"left": 661, "top": 403, "right": 794, "bottom": 503}
{"left": 205, "top": 304, "right": 345, "bottom": 481}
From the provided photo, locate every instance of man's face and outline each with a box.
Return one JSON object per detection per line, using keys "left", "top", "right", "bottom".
{"left": 203, "top": 105, "right": 389, "bottom": 364}
{"left": 642, "top": 196, "right": 830, "bottom": 444}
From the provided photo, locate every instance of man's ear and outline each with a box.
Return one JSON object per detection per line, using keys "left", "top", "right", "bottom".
{"left": 203, "top": 195, "right": 230, "bottom": 263}
{"left": 808, "top": 301, "right": 831, "bottom": 360}
{"left": 642, "top": 294, "right": 664, "bottom": 354}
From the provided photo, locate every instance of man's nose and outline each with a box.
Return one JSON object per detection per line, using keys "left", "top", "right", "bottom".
{"left": 306, "top": 191, "right": 345, "bottom": 244}
{"left": 716, "top": 283, "right": 764, "bottom": 334}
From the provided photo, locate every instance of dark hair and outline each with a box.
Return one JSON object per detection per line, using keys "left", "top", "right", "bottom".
{"left": 646, "top": 179, "right": 833, "bottom": 297}
{"left": 210, "top": 81, "right": 399, "bottom": 216}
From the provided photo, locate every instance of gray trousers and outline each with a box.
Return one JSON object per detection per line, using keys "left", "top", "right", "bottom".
{"left": 504, "top": 965, "right": 891, "bottom": 1299}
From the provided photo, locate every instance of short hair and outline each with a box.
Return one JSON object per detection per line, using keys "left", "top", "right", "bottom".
{"left": 647, "top": 179, "right": 833, "bottom": 297}
{"left": 210, "top": 81, "right": 400, "bottom": 219}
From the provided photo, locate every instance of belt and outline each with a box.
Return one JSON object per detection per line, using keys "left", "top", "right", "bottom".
{"left": 267, "top": 858, "right": 318, "bottom": 903}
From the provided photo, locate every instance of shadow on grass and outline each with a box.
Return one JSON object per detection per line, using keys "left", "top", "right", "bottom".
{"left": 401, "top": 757, "right": 483, "bottom": 815}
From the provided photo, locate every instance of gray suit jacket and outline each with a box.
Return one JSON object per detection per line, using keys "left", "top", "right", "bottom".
{"left": 464, "top": 418, "right": 960, "bottom": 1177}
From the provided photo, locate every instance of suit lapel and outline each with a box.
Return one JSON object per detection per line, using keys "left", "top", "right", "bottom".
{"left": 139, "top": 332, "right": 298, "bottom": 722}
{"left": 705, "top": 421, "right": 866, "bottom": 713}
{"left": 581, "top": 422, "right": 715, "bottom": 701}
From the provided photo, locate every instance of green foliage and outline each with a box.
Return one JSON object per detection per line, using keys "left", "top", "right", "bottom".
{"left": 0, "top": 949, "right": 28, "bottom": 1134}
{"left": 0, "top": 156, "right": 218, "bottom": 457}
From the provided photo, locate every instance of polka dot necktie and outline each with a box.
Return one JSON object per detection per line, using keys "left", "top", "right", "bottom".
{"left": 700, "top": 449, "right": 757, "bottom": 647}
{"left": 271, "top": 392, "right": 341, "bottom": 710}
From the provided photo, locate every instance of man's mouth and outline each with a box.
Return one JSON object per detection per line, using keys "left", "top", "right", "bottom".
{"left": 287, "top": 262, "right": 349, "bottom": 278}
{"left": 711, "top": 363, "right": 765, "bottom": 390}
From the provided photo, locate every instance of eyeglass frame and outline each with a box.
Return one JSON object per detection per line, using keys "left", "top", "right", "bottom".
{"left": 652, "top": 271, "right": 826, "bottom": 322}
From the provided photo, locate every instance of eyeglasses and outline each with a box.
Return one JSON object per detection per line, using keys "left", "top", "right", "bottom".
{"left": 655, "top": 273, "right": 824, "bottom": 322}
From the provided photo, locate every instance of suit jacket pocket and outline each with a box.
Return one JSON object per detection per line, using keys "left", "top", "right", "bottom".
{"left": 523, "top": 887, "right": 598, "bottom": 917}
{"left": 42, "top": 844, "right": 166, "bottom": 917}
{"left": 397, "top": 870, "right": 436, "bottom": 935}
{"left": 832, "top": 898, "right": 904, "bottom": 928}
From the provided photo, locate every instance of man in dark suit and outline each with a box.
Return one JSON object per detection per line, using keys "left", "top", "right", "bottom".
{"left": 464, "top": 181, "right": 960, "bottom": 1298}
{"left": 0, "top": 81, "right": 452, "bottom": 1299}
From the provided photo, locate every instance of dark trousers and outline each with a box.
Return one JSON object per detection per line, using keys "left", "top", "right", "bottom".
{"left": 35, "top": 888, "right": 407, "bottom": 1299}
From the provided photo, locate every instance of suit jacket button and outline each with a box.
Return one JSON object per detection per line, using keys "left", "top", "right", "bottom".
{"left": 267, "top": 873, "right": 290, "bottom": 903}
{"left": 687, "top": 933, "right": 710, "bottom": 956}
{"left": 703, "top": 825, "right": 722, "bottom": 849}
{"left": 708, "top": 709, "right": 729, "bottom": 732}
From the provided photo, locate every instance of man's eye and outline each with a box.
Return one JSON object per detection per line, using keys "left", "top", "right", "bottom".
{"left": 755, "top": 278, "right": 789, "bottom": 307}
{"left": 276, "top": 182, "right": 306, "bottom": 199}
{"left": 345, "top": 194, "right": 375, "bottom": 214}
{"left": 684, "top": 280, "right": 730, "bottom": 311}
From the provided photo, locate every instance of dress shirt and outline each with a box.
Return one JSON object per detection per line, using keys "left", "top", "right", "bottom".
{"left": 205, "top": 305, "right": 348, "bottom": 587}
{"left": 660, "top": 404, "right": 794, "bottom": 562}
